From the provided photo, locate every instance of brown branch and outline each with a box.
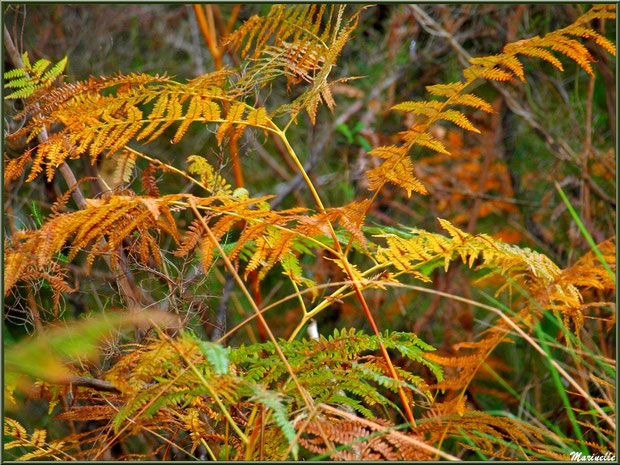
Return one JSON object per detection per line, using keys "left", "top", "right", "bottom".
{"left": 4, "top": 26, "right": 152, "bottom": 314}
{"left": 70, "top": 376, "right": 120, "bottom": 393}
{"left": 4, "top": 25, "right": 87, "bottom": 211}
{"left": 410, "top": 4, "right": 615, "bottom": 212}
{"left": 193, "top": 5, "right": 222, "bottom": 70}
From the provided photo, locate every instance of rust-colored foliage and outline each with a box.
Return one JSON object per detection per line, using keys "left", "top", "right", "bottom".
{"left": 3, "top": 4, "right": 615, "bottom": 461}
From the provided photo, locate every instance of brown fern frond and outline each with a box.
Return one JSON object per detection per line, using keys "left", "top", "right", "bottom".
{"left": 4, "top": 194, "right": 185, "bottom": 294}
{"left": 141, "top": 162, "right": 161, "bottom": 197}
{"left": 226, "top": 5, "right": 338, "bottom": 98}
{"left": 53, "top": 405, "right": 117, "bottom": 422}
{"left": 299, "top": 416, "right": 433, "bottom": 460}
{"left": 416, "top": 409, "right": 547, "bottom": 459}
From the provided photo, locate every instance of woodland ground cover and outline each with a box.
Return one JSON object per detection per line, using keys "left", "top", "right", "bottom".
{"left": 2, "top": 3, "right": 616, "bottom": 461}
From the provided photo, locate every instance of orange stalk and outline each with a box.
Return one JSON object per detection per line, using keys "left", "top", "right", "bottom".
{"left": 193, "top": 5, "right": 244, "bottom": 188}
{"left": 193, "top": 4, "right": 222, "bottom": 70}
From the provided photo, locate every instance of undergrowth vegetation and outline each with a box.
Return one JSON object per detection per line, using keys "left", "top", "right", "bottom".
{"left": 3, "top": 4, "right": 616, "bottom": 461}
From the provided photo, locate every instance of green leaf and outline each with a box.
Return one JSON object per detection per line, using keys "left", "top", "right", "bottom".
{"left": 22, "top": 51, "right": 31, "bottom": 68}
{"left": 4, "top": 77, "right": 32, "bottom": 89}
{"left": 355, "top": 134, "right": 372, "bottom": 151}
{"left": 281, "top": 252, "right": 302, "bottom": 278}
{"left": 32, "top": 58, "right": 52, "bottom": 75}
{"left": 352, "top": 121, "right": 365, "bottom": 133}
{"left": 336, "top": 123, "right": 354, "bottom": 143}
{"left": 5, "top": 86, "right": 36, "bottom": 100}
{"left": 41, "top": 56, "right": 68, "bottom": 83}
{"left": 5, "top": 312, "right": 173, "bottom": 386}
{"left": 197, "top": 340, "right": 230, "bottom": 375}
{"left": 555, "top": 182, "right": 614, "bottom": 279}
{"left": 251, "top": 384, "right": 298, "bottom": 459}
{"left": 30, "top": 201, "right": 43, "bottom": 228}
{"left": 3, "top": 68, "right": 27, "bottom": 79}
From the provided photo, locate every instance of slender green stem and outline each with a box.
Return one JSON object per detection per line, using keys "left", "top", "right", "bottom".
{"left": 290, "top": 278, "right": 307, "bottom": 315}
{"left": 272, "top": 125, "right": 418, "bottom": 427}
{"left": 555, "top": 182, "right": 614, "bottom": 279}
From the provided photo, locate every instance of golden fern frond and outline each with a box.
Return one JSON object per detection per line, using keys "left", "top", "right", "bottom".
{"left": 4, "top": 249, "right": 31, "bottom": 295}
{"left": 186, "top": 155, "right": 232, "bottom": 195}
{"left": 466, "top": 5, "right": 615, "bottom": 82}
{"left": 285, "top": 8, "right": 359, "bottom": 124}
{"left": 216, "top": 102, "right": 247, "bottom": 145}
{"left": 376, "top": 218, "right": 582, "bottom": 309}
{"left": 365, "top": 5, "right": 615, "bottom": 198}
{"left": 5, "top": 194, "right": 182, "bottom": 294}
{"left": 228, "top": 4, "right": 360, "bottom": 123}
{"left": 174, "top": 218, "right": 205, "bottom": 259}
{"left": 366, "top": 145, "right": 428, "bottom": 198}
{"left": 9, "top": 70, "right": 274, "bottom": 183}
{"left": 560, "top": 236, "right": 616, "bottom": 293}
{"left": 198, "top": 215, "right": 239, "bottom": 274}
{"left": 226, "top": 5, "right": 336, "bottom": 95}
{"left": 227, "top": 5, "right": 329, "bottom": 60}
{"left": 112, "top": 148, "right": 137, "bottom": 185}
{"left": 163, "top": 189, "right": 329, "bottom": 283}
{"left": 3, "top": 418, "right": 68, "bottom": 461}
{"left": 328, "top": 199, "right": 372, "bottom": 247}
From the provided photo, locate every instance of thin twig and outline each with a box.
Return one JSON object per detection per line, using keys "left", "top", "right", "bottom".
{"left": 318, "top": 403, "right": 460, "bottom": 461}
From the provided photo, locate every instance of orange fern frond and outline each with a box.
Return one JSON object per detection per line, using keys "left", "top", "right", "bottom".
{"left": 364, "top": 5, "right": 615, "bottom": 199}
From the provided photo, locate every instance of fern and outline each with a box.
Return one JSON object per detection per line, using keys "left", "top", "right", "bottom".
{"left": 250, "top": 384, "right": 299, "bottom": 459}
{"left": 3, "top": 4, "right": 616, "bottom": 462}
{"left": 4, "top": 52, "right": 67, "bottom": 99}
{"left": 374, "top": 218, "right": 585, "bottom": 325}
{"left": 362, "top": 4, "right": 615, "bottom": 201}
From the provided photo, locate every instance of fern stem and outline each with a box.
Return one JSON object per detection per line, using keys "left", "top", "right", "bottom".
{"left": 188, "top": 198, "right": 317, "bottom": 412}
{"left": 200, "top": 438, "right": 218, "bottom": 461}
{"left": 273, "top": 127, "right": 417, "bottom": 426}
{"left": 290, "top": 277, "right": 308, "bottom": 315}
{"left": 163, "top": 332, "right": 250, "bottom": 444}
{"left": 274, "top": 128, "right": 329, "bottom": 214}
